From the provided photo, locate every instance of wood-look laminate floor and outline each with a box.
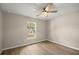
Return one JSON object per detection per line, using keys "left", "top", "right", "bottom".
{"left": 2, "top": 41, "right": 79, "bottom": 55}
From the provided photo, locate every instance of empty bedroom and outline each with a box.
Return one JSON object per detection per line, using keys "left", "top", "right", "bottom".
{"left": 0, "top": 3, "right": 79, "bottom": 55}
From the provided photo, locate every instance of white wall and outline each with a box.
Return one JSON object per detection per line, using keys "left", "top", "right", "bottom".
{"left": 0, "top": 10, "right": 2, "bottom": 53}
{"left": 48, "top": 4, "right": 79, "bottom": 50}
{"left": 2, "top": 12, "right": 47, "bottom": 50}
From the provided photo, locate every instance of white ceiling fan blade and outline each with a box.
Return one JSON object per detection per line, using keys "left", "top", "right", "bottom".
{"left": 36, "top": 12, "right": 42, "bottom": 16}
{"left": 47, "top": 10, "right": 58, "bottom": 13}
{"left": 45, "top": 3, "right": 53, "bottom": 11}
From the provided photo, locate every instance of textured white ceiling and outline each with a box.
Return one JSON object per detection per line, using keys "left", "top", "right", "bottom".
{"left": 0, "top": 3, "right": 79, "bottom": 20}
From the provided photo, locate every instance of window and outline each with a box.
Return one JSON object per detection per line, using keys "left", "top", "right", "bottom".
{"left": 26, "top": 21, "right": 36, "bottom": 39}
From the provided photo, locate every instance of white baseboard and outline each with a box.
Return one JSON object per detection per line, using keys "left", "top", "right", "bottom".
{"left": 2, "top": 39, "right": 79, "bottom": 52}
{"left": 48, "top": 40, "right": 79, "bottom": 51}
{"left": 2, "top": 39, "right": 46, "bottom": 51}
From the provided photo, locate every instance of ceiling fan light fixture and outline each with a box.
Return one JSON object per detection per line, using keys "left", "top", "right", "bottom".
{"left": 37, "top": 3, "right": 57, "bottom": 17}
{"left": 41, "top": 12, "right": 48, "bottom": 16}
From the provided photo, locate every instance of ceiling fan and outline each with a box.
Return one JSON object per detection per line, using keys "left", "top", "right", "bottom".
{"left": 37, "top": 3, "right": 57, "bottom": 17}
